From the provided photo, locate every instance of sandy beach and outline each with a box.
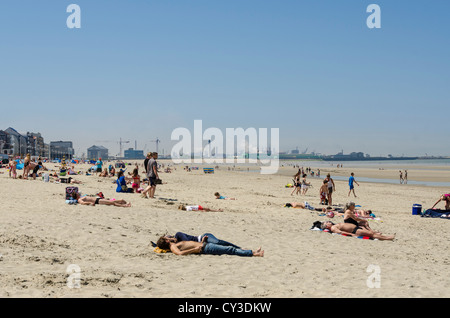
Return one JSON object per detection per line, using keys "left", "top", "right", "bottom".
{"left": 0, "top": 160, "right": 449, "bottom": 298}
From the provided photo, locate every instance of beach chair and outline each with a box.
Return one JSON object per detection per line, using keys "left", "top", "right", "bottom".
{"left": 203, "top": 168, "right": 214, "bottom": 174}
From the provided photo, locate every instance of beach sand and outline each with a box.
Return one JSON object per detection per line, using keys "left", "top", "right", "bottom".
{"left": 0, "top": 160, "right": 449, "bottom": 298}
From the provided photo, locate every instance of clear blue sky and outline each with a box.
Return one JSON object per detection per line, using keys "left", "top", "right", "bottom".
{"left": 1, "top": 0, "right": 449, "bottom": 157}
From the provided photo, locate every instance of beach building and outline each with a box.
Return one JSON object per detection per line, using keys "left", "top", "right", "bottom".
{"left": 4, "top": 127, "right": 27, "bottom": 156}
{"left": 50, "top": 141, "right": 74, "bottom": 160}
{"left": 87, "top": 145, "right": 108, "bottom": 160}
{"left": 26, "top": 132, "right": 45, "bottom": 157}
{"left": 0, "top": 130, "right": 12, "bottom": 155}
{"left": 124, "top": 148, "right": 145, "bottom": 159}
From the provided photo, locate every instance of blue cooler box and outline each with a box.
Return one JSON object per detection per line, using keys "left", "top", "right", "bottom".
{"left": 412, "top": 204, "right": 422, "bottom": 215}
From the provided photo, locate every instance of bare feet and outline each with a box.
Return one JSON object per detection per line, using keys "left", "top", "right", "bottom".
{"left": 253, "top": 247, "right": 264, "bottom": 257}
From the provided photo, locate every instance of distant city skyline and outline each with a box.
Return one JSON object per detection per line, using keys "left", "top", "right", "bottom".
{"left": 1, "top": 1, "right": 449, "bottom": 158}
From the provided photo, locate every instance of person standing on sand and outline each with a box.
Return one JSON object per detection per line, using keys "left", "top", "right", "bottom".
{"left": 23, "top": 153, "right": 31, "bottom": 179}
{"left": 324, "top": 173, "right": 336, "bottom": 205}
{"left": 348, "top": 172, "right": 359, "bottom": 197}
{"left": 404, "top": 170, "right": 408, "bottom": 184}
{"left": 95, "top": 158, "right": 103, "bottom": 175}
{"left": 9, "top": 159, "right": 17, "bottom": 179}
{"left": 142, "top": 152, "right": 159, "bottom": 199}
{"left": 399, "top": 170, "right": 403, "bottom": 184}
{"left": 144, "top": 152, "right": 151, "bottom": 175}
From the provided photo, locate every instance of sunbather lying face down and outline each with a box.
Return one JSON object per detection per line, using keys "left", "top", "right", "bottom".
{"left": 75, "top": 193, "right": 131, "bottom": 207}
{"left": 321, "top": 221, "right": 395, "bottom": 241}
{"left": 178, "top": 204, "right": 223, "bottom": 212}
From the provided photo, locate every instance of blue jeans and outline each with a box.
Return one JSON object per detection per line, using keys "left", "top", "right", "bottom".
{"left": 202, "top": 243, "right": 253, "bottom": 257}
{"left": 200, "top": 233, "right": 241, "bottom": 249}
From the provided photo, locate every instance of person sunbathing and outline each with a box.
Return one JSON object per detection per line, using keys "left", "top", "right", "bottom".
{"left": 284, "top": 202, "right": 323, "bottom": 211}
{"left": 178, "top": 204, "right": 223, "bottom": 212}
{"left": 161, "top": 232, "right": 241, "bottom": 249}
{"left": 75, "top": 193, "right": 131, "bottom": 207}
{"left": 156, "top": 235, "right": 264, "bottom": 257}
{"left": 99, "top": 168, "right": 108, "bottom": 177}
{"left": 343, "top": 202, "right": 374, "bottom": 231}
{"left": 321, "top": 221, "right": 395, "bottom": 241}
{"left": 55, "top": 177, "right": 82, "bottom": 184}
{"left": 214, "top": 192, "right": 236, "bottom": 200}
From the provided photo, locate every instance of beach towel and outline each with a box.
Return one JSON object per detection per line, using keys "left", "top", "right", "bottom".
{"left": 421, "top": 209, "right": 450, "bottom": 219}
{"left": 151, "top": 241, "right": 170, "bottom": 253}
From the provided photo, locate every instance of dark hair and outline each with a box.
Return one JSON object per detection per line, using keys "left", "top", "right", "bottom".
{"left": 157, "top": 236, "right": 170, "bottom": 250}
{"left": 214, "top": 192, "right": 220, "bottom": 196}
{"left": 117, "top": 170, "right": 124, "bottom": 177}
{"left": 311, "top": 221, "right": 322, "bottom": 230}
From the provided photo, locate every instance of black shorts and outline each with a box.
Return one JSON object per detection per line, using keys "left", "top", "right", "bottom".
{"left": 33, "top": 165, "right": 40, "bottom": 174}
{"left": 149, "top": 177, "right": 157, "bottom": 186}
{"left": 97, "top": 168, "right": 102, "bottom": 173}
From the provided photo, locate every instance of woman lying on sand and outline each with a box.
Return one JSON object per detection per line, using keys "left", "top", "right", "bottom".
{"left": 320, "top": 221, "right": 395, "bottom": 241}
{"left": 75, "top": 193, "right": 131, "bottom": 207}
{"left": 178, "top": 204, "right": 223, "bottom": 212}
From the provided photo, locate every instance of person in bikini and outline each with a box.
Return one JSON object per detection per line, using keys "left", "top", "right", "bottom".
{"left": 75, "top": 193, "right": 131, "bottom": 207}
{"left": 343, "top": 201, "right": 377, "bottom": 232}
{"left": 23, "top": 154, "right": 31, "bottom": 179}
{"left": 9, "top": 159, "right": 17, "bottom": 179}
{"left": 430, "top": 194, "right": 450, "bottom": 210}
{"left": 156, "top": 234, "right": 264, "bottom": 257}
{"left": 320, "top": 221, "right": 395, "bottom": 241}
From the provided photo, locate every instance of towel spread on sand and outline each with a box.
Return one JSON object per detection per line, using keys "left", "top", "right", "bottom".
{"left": 421, "top": 209, "right": 450, "bottom": 219}
{"left": 151, "top": 241, "right": 170, "bottom": 253}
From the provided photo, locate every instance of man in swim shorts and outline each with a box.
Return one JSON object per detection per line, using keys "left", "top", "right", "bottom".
{"left": 348, "top": 172, "right": 359, "bottom": 197}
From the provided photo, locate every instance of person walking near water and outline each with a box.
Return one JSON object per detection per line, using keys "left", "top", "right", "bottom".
{"left": 399, "top": 170, "right": 404, "bottom": 184}
{"left": 348, "top": 172, "right": 359, "bottom": 197}
{"left": 404, "top": 170, "right": 408, "bottom": 184}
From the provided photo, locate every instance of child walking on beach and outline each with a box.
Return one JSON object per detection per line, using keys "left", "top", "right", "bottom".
{"left": 348, "top": 172, "right": 359, "bottom": 197}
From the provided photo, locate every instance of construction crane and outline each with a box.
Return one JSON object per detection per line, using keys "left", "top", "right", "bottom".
{"left": 150, "top": 138, "right": 161, "bottom": 154}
